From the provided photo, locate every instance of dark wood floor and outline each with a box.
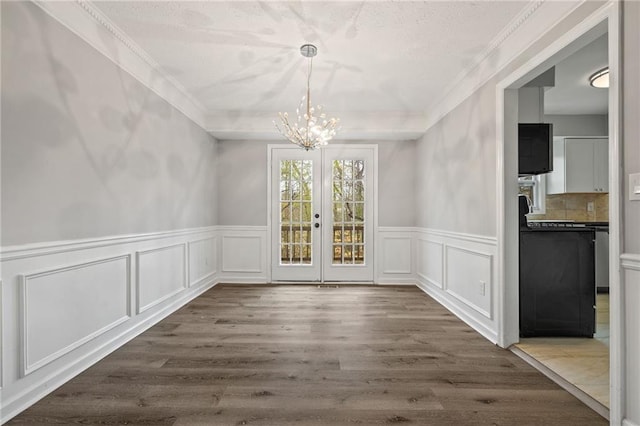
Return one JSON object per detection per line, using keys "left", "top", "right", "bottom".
{"left": 8, "top": 285, "right": 607, "bottom": 425}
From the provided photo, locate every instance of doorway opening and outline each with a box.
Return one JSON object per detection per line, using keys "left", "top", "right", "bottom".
{"left": 497, "top": 4, "right": 622, "bottom": 422}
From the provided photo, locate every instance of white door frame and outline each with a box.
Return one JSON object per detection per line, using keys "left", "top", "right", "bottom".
{"left": 267, "top": 144, "right": 379, "bottom": 283}
{"left": 495, "top": 2, "right": 623, "bottom": 423}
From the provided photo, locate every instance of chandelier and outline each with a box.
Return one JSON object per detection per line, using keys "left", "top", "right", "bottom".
{"left": 275, "top": 44, "right": 340, "bottom": 150}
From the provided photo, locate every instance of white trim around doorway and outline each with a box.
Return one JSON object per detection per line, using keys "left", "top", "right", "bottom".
{"left": 495, "top": 1, "right": 623, "bottom": 424}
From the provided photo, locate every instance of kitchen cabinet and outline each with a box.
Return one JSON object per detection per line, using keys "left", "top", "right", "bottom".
{"left": 547, "top": 137, "right": 608, "bottom": 194}
{"left": 519, "top": 228, "right": 596, "bottom": 337}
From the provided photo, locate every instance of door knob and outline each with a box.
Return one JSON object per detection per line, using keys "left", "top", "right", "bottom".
{"left": 315, "top": 213, "right": 320, "bottom": 218}
{"left": 314, "top": 223, "right": 320, "bottom": 228}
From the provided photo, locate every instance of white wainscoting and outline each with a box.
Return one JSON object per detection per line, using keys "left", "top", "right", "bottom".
{"left": 188, "top": 237, "right": 218, "bottom": 287}
{"left": 377, "top": 227, "right": 415, "bottom": 284}
{"left": 416, "top": 239, "right": 444, "bottom": 289}
{"left": 622, "top": 254, "right": 640, "bottom": 426}
{"left": 218, "top": 226, "right": 268, "bottom": 283}
{"left": 445, "top": 245, "right": 492, "bottom": 319}
{"left": 136, "top": 244, "right": 187, "bottom": 314}
{"left": 415, "top": 228, "right": 498, "bottom": 343}
{"left": 0, "top": 226, "right": 218, "bottom": 424}
{"left": 20, "top": 255, "right": 131, "bottom": 377}
{"left": 0, "top": 224, "right": 505, "bottom": 422}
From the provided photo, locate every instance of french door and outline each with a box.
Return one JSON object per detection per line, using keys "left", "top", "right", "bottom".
{"left": 270, "top": 145, "right": 375, "bottom": 282}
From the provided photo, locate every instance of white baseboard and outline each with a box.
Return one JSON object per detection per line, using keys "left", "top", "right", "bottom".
{"left": 376, "top": 279, "right": 416, "bottom": 286}
{"left": 416, "top": 281, "right": 498, "bottom": 344}
{"left": 217, "top": 277, "right": 269, "bottom": 284}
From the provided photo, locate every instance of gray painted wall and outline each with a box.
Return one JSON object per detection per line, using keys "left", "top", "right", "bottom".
{"left": 544, "top": 114, "right": 608, "bottom": 136}
{"left": 415, "top": 83, "right": 497, "bottom": 236}
{"left": 377, "top": 140, "right": 416, "bottom": 227}
{"left": 1, "top": 2, "right": 218, "bottom": 246}
{"left": 216, "top": 140, "right": 416, "bottom": 227}
{"left": 216, "top": 140, "right": 269, "bottom": 226}
{"left": 414, "top": 1, "right": 607, "bottom": 237}
{"left": 624, "top": 1, "right": 640, "bottom": 255}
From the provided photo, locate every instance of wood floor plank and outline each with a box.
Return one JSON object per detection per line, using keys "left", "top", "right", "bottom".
{"left": 7, "top": 284, "right": 607, "bottom": 425}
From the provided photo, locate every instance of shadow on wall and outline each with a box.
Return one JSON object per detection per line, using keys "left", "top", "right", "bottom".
{"left": 419, "top": 84, "right": 496, "bottom": 234}
{"left": 1, "top": 2, "right": 216, "bottom": 245}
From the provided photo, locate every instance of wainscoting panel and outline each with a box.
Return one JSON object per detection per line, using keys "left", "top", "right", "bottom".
{"left": 188, "top": 237, "right": 217, "bottom": 287}
{"left": 219, "top": 227, "right": 267, "bottom": 283}
{"left": 377, "top": 228, "right": 415, "bottom": 284}
{"left": 382, "top": 238, "right": 412, "bottom": 274}
{"left": 622, "top": 254, "right": 640, "bottom": 426}
{"left": 0, "top": 226, "right": 217, "bottom": 423}
{"left": 416, "top": 239, "right": 443, "bottom": 289}
{"left": 445, "top": 245, "right": 492, "bottom": 319}
{"left": 20, "top": 256, "right": 131, "bottom": 376}
{"left": 415, "top": 228, "right": 498, "bottom": 343}
{"left": 136, "top": 244, "right": 187, "bottom": 314}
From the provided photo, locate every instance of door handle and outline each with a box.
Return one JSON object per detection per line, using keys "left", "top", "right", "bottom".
{"left": 315, "top": 213, "right": 320, "bottom": 219}
{"left": 314, "top": 223, "right": 320, "bottom": 228}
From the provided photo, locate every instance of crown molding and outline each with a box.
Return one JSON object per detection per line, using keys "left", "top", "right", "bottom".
{"left": 205, "top": 110, "right": 428, "bottom": 141}
{"left": 423, "top": 0, "right": 585, "bottom": 133}
{"left": 30, "top": 0, "right": 587, "bottom": 141}
{"left": 31, "top": 0, "right": 206, "bottom": 128}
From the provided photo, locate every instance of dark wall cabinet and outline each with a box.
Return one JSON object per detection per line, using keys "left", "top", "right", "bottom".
{"left": 519, "top": 229, "right": 595, "bottom": 337}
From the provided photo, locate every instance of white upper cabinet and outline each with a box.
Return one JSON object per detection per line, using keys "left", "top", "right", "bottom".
{"left": 547, "top": 137, "right": 608, "bottom": 194}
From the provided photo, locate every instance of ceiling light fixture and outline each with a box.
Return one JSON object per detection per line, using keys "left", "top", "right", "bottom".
{"left": 275, "top": 44, "right": 340, "bottom": 150}
{"left": 589, "top": 67, "right": 609, "bottom": 88}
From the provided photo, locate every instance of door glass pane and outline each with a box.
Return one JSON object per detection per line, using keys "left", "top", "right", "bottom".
{"left": 280, "top": 160, "right": 313, "bottom": 265}
{"left": 332, "top": 159, "right": 365, "bottom": 265}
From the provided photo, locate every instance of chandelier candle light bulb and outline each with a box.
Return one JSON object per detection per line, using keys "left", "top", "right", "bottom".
{"left": 275, "top": 44, "right": 340, "bottom": 150}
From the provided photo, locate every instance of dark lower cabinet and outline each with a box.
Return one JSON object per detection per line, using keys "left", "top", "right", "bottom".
{"left": 519, "top": 229, "right": 595, "bottom": 337}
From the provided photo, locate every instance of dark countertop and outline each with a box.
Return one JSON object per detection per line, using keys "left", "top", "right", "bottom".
{"left": 525, "top": 220, "right": 609, "bottom": 230}
{"left": 521, "top": 226, "right": 596, "bottom": 232}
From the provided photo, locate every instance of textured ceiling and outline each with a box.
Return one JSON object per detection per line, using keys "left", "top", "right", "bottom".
{"left": 93, "top": 1, "right": 531, "bottom": 138}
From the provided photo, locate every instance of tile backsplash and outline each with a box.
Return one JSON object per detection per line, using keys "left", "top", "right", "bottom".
{"left": 528, "top": 193, "right": 609, "bottom": 222}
